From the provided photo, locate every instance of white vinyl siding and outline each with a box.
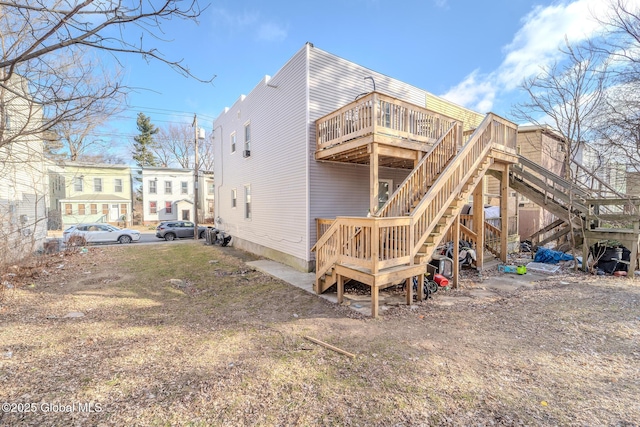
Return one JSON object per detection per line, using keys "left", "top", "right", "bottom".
{"left": 213, "top": 47, "right": 309, "bottom": 263}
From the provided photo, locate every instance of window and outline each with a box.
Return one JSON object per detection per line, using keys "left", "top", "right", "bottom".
{"left": 231, "top": 132, "right": 236, "bottom": 153}
{"left": 74, "top": 177, "right": 84, "bottom": 192}
{"left": 149, "top": 180, "right": 157, "bottom": 194}
{"left": 4, "top": 114, "right": 10, "bottom": 131}
{"left": 181, "top": 181, "right": 188, "bottom": 194}
{"left": 102, "top": 204, "right": 109, "bottom": 215}
{"left": 244, "top": 123, "right": 251, "bottom": 152}
{"left": 207, "top": 181, "right": 214, "bottom": 195}
{"left": 165, "top": 181, "right": 172, "bottom": 194}
{"left": 120, "top": 204, "right": 127, "bottom": 215}
{"left": 244, "top": 185, "right": 251, "bottom": 219}
{"left": 114, "top": 178, "right": 123, "bottom": 193}
{"left": 65, "top": 204, "right": 72, "bottom": 215}
{"left": 165, "top": 201, "right": 172, "bottom": 214}
{"left": 90, "top": 204, "right": 98, "bottom": 215}
{"left": 231, "top": 189, "right": 237, "bottom": 208}
{"left": 78, "top": 204, "right": 86, "bottom": 215}
{"left": 208, "top": 200, "right": 214, "bottom": 213}
{"left": 149, "top": 201, "right": 157, "bottom": 214}
{"left": 94, "top": 178, "right": 103, "bottom": 192}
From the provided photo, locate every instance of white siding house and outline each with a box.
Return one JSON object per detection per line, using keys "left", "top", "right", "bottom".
{"left": 0, "top": 74, "right": 48, "bottom": 264}
{"left": 213, "top": 43, "right": 484, "bottom": 272}
{"left": 141, "top": 167, "right": 195, "bottom": 223}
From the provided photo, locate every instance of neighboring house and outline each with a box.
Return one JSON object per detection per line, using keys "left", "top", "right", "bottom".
{"left": 212, "top": 43, "right": 509, "bottom": 272}
{"left": 0, "top": 74, "right": 49, "bottom": 263}
{"left": 49, "top": 162, "right": 133, "bottom": 228}
{"left": 515, "top": 125, "right": 566, "bottom": 239}
{"left": 201, "top": 171, "right": 215, "bottom": 223}
{"left": 140, "top": 167, "right": 214, "bottom": 225}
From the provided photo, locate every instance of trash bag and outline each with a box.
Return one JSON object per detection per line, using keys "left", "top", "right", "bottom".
{"left": 533, "top": 247, "right": 574, "bottom": 264}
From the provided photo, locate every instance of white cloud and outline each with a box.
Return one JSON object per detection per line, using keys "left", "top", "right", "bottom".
{"left": 441, "top": 0, "right": 618, "bottom": 112}
{"left": 257, "top": 22, "right": 288, "bottom": 42}
{"left": 209, "top": 8, "right": 287, "bottom": 42}
{"left": 433, "top": 0, "right": 448, "bottom": 9}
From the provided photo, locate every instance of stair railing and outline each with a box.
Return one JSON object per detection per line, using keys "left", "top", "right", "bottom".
{"left": 411, "top": 113, "right": 513, "bottom": 254}
{"left": 376, "top": 121, "right": 462, "bottom": 218}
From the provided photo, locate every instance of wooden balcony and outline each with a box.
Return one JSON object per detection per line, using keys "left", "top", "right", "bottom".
{"left": 315, "top": 92, "right": 462, "bottom": 168}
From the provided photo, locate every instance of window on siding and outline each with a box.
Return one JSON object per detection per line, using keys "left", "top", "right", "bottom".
{"left": 149, "top": 201, "right": 157, "bottom": 214}
{"left": 149, "top": 180, "right": 157, "bottom": 194}
{"left": 231, "top": 189, "right": 237, "bottom": 208}
{"left": 165, "top": 201, "right": 172, "bottom": 214}
{"left": 90, "top": 204, "right": 97, "bottom": 215}
{"left": 74, "top": 177, "right": 84, "bottom": 192}
{"left": 102, "top": 204, "right": 109, "bottom": 215}
{"left": 165, "top": 181, "right": 172, "bottom": 194}
{"left": 120, "top": 204, "right": 127, "bottom": 215}
{"left": 181, "top": 181, "right": 188, "bottom": 194}
{"left": 207, "top": 181, "right": 214, "bottom": 195}
{"left": 208, "top": 200, "right": 214, "bottom": 213}
{"left": 94, "top": 178, "right": 103, "bottom": 192}
{"left": 244, "top": 123, "right": 251, "bottom": 151}
{"left": 65, "top": 204, "right": 72, "bottom": 215}
{"left": 230, "top": 132, "right": 236, "bottom": 153}
{"left": 114, "top": 178, "right": 123, "bottom": 192}
{"left": 78, "top": 204, "right": 86, "bottom": 215}
{"left": 244, "top": 185, "right": 251, "bottom": 220}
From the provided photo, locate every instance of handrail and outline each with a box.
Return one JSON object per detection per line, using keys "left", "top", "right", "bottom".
{"left": 572, "top": 160, "right": 627, "bottom": 199}
{"left": 376, "top": 121, "right": 461, "bottom": 217}
{"left": 410, "top": 113, "right": 505, "bottom": 255}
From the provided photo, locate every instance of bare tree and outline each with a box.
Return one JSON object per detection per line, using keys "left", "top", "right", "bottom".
{"left": 588, "top": 0, "right": 640, "bottom": 172}
{"left": 0, "top": 1, "right": 215, "bottom": 151}
{"left": 512, "top": 40, "right": 608, "bottom": 180}
{"left": 154, "top": 123, "right": 194, "bottom": 168}
{"left": 199, "top": 130, "right": 215, "bottom": 172}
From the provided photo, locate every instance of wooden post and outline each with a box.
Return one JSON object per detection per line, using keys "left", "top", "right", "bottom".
{"left": 473, "top": 181, "right": 485, "bottom": 270}
{"left": 405, "top": 277, "right": 412, "bottom": 305}
{"left": 337, "top": 274, "right": 344, "bottom": 304}
{"left": 370, "top": 142, "right": 379, "bottom": 215}
{"left": 371, "top": 284, "right": 379, "bottom": 318}
{"left": 453, "top": 214, "right": 460, "bottom": 289}
{"left": 416, "top": 273, "right": 424, "bottom": 301}
{"left": 500, "top": 164, "right": 509, "bottom": 262}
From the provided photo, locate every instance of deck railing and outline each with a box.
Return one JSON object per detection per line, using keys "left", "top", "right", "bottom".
{"left": 376, "top": 121, "right": 462, "bottom": 217}
{"left": 316, "top": 92, "right": 458, "bottom": 151}
{"left": 314, "top": 217, "right": 414, "bottom": 284}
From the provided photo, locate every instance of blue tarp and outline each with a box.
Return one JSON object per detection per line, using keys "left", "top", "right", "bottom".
{"left": 534, "top": 247, "right": 574, "bottom": 264}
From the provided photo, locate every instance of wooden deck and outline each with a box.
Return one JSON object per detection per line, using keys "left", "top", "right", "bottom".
{"left": 315, "top": 92, "right": 463, "bottom": 168}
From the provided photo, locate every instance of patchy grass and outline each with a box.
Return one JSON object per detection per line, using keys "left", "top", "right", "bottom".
{"left": 1, "top": 242, "right": 639, "bottom": 426}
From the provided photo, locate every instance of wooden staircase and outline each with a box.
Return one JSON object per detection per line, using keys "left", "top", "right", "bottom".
{"left": 488, "top": 154, "right": 640, "bottom": 269}
{"left": 313, "top": 111, "right": 519, "bottom": 314}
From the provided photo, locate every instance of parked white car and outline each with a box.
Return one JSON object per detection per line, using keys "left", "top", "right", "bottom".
{"left": 63, "top": 223, "right": 141, "bottom": 245}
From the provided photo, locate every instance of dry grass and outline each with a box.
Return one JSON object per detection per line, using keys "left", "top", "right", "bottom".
{"left": 1, "top": 242, "right": 639, "bottom": 426}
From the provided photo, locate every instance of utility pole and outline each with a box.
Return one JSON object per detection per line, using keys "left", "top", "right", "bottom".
{"left": 193, "top": 114, "right": 200, "bottom": 240}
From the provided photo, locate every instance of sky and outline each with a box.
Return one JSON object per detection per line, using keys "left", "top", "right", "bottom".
{"left": 100, "top": 0, "right": 635, "bottom": 159}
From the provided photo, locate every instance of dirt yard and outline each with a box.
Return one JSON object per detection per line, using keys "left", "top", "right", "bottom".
{"left": 1, "top": 242, "right": 639, "bottom": 426}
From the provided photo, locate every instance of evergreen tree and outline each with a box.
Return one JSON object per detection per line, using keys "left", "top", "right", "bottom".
{"left": 132, "top": 112, "right": 159, "bottom": 167}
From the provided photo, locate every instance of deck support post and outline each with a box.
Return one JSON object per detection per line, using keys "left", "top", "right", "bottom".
{"left": 405, "top": 277, "right": 412, "bottom": 305}
{"left": 473, "top": 181, "right": 485, "bottom": 270}
{"left": 453, "top": 214, "right": 460, "bottom": 288}
{"left": 370, "top": 142, "right": 379, "bottom": 215}
{"left": 416, "top": 273, "right": 424, "bottom": 301}
{"left": 500, "top": 164, "right": 509, "bottom": 262}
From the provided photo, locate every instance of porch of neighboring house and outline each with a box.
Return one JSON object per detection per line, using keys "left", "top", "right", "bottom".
{"left": 312, "top": 92, "right": 519, "bottom": 317}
